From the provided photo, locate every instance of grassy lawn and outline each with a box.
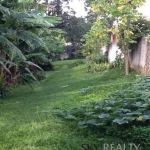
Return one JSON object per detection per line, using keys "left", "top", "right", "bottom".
{"left": 0, "top": 60, "right": 139, "bottom": 150}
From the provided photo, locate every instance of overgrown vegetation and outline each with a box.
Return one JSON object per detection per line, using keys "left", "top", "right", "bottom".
{"left": 0, "top": 1, "right": 65, "bottom": 97}
{"left": 83, "top": 0, "right": 147, "bottom": 75}
{"left": 86, "top": 52, "right": 124, "bottom": 73}
{"left": 1, "top": 0, "right": 150, "bottom": 149}
{"left": 53, "top": 71, "right": 150, "bottom": 148}
{"left": 128, "top": 17, "right": 150, "bottom": 50}
{"left": 0, "top": 60, "right": 139, "bottom": 150}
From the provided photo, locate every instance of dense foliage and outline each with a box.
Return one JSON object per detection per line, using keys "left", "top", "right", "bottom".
{"left": 53, "top": 75, "right": 150, "bottom": 148}
{"left": 0, "top": 1, "right": 64, "bottom": 97}
{"left": 35, "top": 0, "right": 91, "bottom": 51}
{"left": 83, "top": 0, "right": 147, "bottom": 75}
{"left": 128, "top": 17, "right": 150, "bottom": 50}
{"left": 85, "top": 52, "right": 124, "bottom": 73}
{"left": 0, "top": 60, "right": 138, "bottom": 149}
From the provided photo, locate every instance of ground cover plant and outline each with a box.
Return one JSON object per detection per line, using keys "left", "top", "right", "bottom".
{"left": 53, "top": 63, "right": 150, "bottom": 149}
{"left": 0, "top": 59, "right": 140, "bottom": 150}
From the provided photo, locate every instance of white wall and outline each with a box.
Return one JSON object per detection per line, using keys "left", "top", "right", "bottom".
{"left": 108, "top": 42, "right": 122, "bottom": 62}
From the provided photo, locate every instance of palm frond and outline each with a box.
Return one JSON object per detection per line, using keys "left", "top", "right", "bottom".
{"left": 16, "top": 30, "right": 43, "bottom": 47}
{"left": 0, "top": 61, "right": 11, "bottom": 74}
{"left": 24, "top": 67, "right": 40, "bottom": 84}
{"left": 0, "top": 5, "right": 10, "bottom": 15}
{"left": 23, "top": 61, "right": 43, "bottom": 71}
{"left": 22, "top": 17, "right": 54, "bottom": 28}
{"left": 0, "top": 36, "right": 26, "bottom": 61}
{"left": 25, "top": 53, "right": 49, "bottom": 62}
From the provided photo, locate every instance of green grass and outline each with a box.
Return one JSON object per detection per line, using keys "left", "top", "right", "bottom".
{"left": 0, "top": 59, "right": 139, "bottom": 150}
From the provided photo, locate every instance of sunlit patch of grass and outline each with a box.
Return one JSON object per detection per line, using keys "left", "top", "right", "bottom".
{"left": 0, "top": 59, "right": 139, "bottom": 150}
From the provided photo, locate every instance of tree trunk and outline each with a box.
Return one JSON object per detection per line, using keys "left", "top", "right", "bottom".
{"left": 124, "top": 52, "right": 129, "bottom": 75}
{"left": 124, "top": 17, "right": 130, "bottom": 75}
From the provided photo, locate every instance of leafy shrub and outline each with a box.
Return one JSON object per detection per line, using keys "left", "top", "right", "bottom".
{"left": 52, "top": 76, "right": 150, "bottom": 148}
{"left": 109, "top": 52, "right": 124, "bottom": 69}
{"left": 74, "top": 50, "right": 84, "bottom": 59}
{"left": 34, "top": 71, "right": 46, "bottom": 81}
{"left": 129, "top": 127, "right": 150, "bottom": 149}
{"left": 38, "top": 61, "right": 53, "bottom": 71}
{"left": 128, "top": 17, "right": 150, "bottom": 51}
{"left": 86, "top": 54, "right": 110, "bottom": 73}
{"left": 18, "top": 66, "right": 41, "bottom": 87}
{"left": 86, "top": 52, "right": 125, "bottom": 72}
{"left": 73, "top": 59, "right": 85, "bottom": 67}
{"left": 71, "top": 76, "right": 150, "bottom": 127}
{"left": 86, "top": 62, "right": 110, "bottom": 73}
{"left": 105, "top": 126, "right": 150, "bottom": 149}
{"left": 90, "top": 54, "right": 108, "bottom": 64}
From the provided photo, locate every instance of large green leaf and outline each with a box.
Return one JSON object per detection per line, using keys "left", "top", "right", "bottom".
{"left": 78, "top": 121, "right": 86, "bottom": 126}
{"left": 10, "top": 10, "right": 29, "bottom": 20}
{"left": 43, "top": 16, "right": 62, "bottom": 25}
{"left": 65, "top": 114, "right": 76, "bottom": 120}
{"left": 85, "top": 112, "right": 95, "bottom": 116}
{"left": 16, "top": 30, "right": 43, "bottom": 47}
{"left": 113, "top": 118, "right": 128, "bottom": 124}
{"left": 87, "top": 119, "right": 97, "bottom": 125}
{"left": 0, "top": 5, "right": 10, "bottom": 15}
{"left": 0, "top": 36, "right": 26, "bottom": 61}
{"left": 87, "top": 119, "right": 103, "bottom": 126}
{"left": 23, "top": 18, "right": 53, "bottom": 28}
{"left": 23, "top": 61, "right": 43, "bottom": 71}
{"left": 24, "top": 67, "right": 40, "bottom": 84}
{"left": 16, "top": 31, "right": 49, "bottom": 53}
{"left": 25, "top": 53, "right": 49, "bottom": 62}
{"left": 99, "top": 114, "right": 110, "bottom": 119}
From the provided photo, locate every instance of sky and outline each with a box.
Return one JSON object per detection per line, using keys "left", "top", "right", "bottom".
{"left": 69, "top": 0, "right": 87, "bottom": 17}
{"left": 138, "top": 0, "right": 150, "bottom": 18}
{"left": 69, "top": 0, "right": 150, "bottom": 18}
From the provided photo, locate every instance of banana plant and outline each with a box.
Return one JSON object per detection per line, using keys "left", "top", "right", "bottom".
{"left": 0, "top": 3, "right": 61, "bottom": 89}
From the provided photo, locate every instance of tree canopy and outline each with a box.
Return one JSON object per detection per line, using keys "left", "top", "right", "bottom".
{"left": 83, "top": 0, "right": 147, "bottom": 75}
{"left": 0, "top": 0, "right": 65, "bottom": 92}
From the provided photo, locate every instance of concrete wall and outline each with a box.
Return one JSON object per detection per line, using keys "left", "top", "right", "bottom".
{"left": 108, "top": 37, "right": 150, "bottom": 75}
{"left": 108, "top": 42, "right": 122, "bottom": 62}
{"left": 129, "top": 37, "right": 148, "bottom": 74}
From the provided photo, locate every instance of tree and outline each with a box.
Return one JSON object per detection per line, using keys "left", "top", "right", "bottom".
{"left": 64, "top": 16, "right": 92, "bottom": 50}
{"left": 0, "top": 1, "right": 62, "bottom": 90}
{"left": 82, "top": 18, "right": 109, "bottom": 55}
{"left": 34, "top": 0, "right": 91, "bottom": 51}
{"left": 84, "top": 0, "right": 146, "bottom": 75}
